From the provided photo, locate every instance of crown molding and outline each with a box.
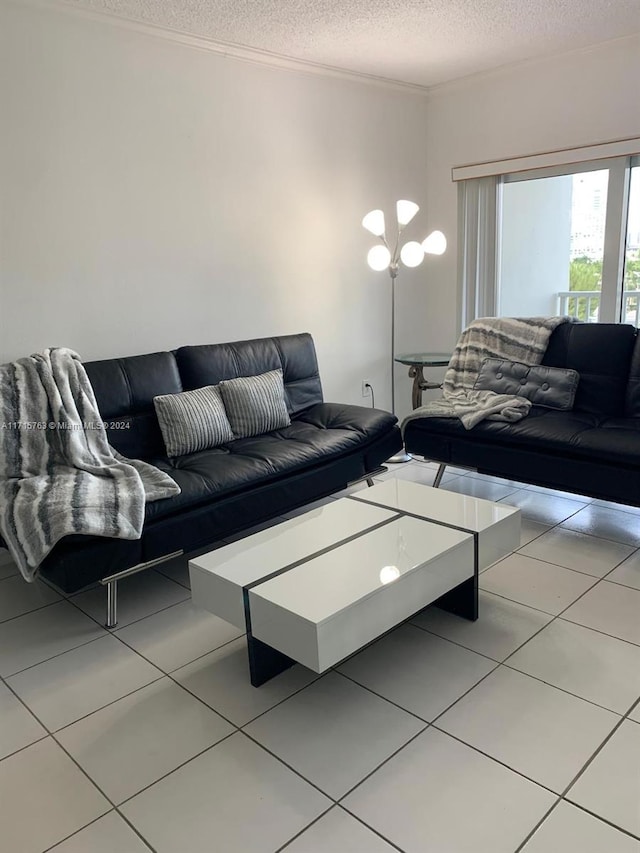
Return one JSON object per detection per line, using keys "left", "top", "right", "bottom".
{"left": 427, "top": 31, "right": 640, "bottom": 100}
{"left": 8, "top": 0, "right": 430, "bottom": 97}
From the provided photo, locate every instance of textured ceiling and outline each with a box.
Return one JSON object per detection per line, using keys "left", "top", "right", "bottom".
{"left": 67, "top": 0, "right": 640, "bottom": 88}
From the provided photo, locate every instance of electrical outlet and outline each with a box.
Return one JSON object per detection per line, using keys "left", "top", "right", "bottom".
{"left": 361, "top": 380, "right": 372, "bottom": 397}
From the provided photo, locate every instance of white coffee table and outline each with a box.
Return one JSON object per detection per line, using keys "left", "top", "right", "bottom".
{"left": 190, "top": 480, "right": 520, "bottom": 686}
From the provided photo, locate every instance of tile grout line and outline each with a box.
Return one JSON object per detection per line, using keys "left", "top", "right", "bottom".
{"left": 39, "top": 808, "right": 158, "bottom": 853}
{"left": 275, "top": 803, "right": 406, "bottom": 853}
{"left": 48, "top": 672, "right": 167, "bottom": 736}
{"left": 411, "top": 615, "right": 634, "bottom": 717}
{"left": 0, "top": 732, "right": 49, "bottom": 764}
{"left": 332, "top": 666, "right": 453, "bottom": 728}
{"left": 238, "top": 727, "right": 350, "bottom": 803}
{"left": 113, "top": 729, "right": 238, "bottom": 808}
{"left": 512, "top": 543, "right": 637, "bottom": 581}
{"left": 1, "top": 632, "right": 111, "bottom": 681}
{"left": 323, "top": 667, "right": 586, "bottom": 802}
{"left": 1, "top": 668, "right": 133, "bottom": 807}
{"left": 427, "top": 721, "right": 564, "bottom": 797}
{"left": 61, "top": 593, "right": 248, "bottom": 733}
{"left": 473, "top": 566, "right": 640, "bottom": 652}
{"left": 0, "top": 584, "right": 198, "bottom": 682}
{"left": 561, "top": 800, "right": 640, "bottom": 843}
{"left": 272, "top": 805, "right": 337, "bottom": 853}
{"left": 512, "top": 796, "right": 564, "bottom": 853}
{"left": 169, "top": 653, "right": 323, "bottom": 729}
{"left": 0, "top": 596, "right": 65, "bottom": 626}
{"left": 512, "top": 709, "right": 640, "bottom": 851}
{"left": 112, "top": 809, "right": 159, "bottom": 853}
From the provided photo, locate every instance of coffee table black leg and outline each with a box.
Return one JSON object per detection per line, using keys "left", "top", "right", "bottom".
{"left": 435, "top": 574, "right": 478, "bottom": 621}
{"left": 247, "top": 633, "right": 296, "bottom": 687}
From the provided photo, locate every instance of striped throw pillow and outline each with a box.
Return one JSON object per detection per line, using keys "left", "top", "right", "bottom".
{"left": 153, "top": 384, "right": 234, "bottom": 457}
{"left": 220, "top": 368, "right": 291, "bottom": 438}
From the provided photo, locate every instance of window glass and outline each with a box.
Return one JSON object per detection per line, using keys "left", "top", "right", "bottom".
{"left": 498, "top": 170, "right": 608, "bottom": 322}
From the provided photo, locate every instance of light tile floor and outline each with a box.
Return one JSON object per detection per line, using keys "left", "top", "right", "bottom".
{"left": 0, "top": 461, "right": 639, "bottom": 852}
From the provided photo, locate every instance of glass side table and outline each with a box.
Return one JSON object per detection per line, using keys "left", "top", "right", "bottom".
{"left": 395, "top": 352, "right": 451, "bottom": 410}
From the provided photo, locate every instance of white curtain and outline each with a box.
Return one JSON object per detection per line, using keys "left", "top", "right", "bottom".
{"left": 457, "top": 176, "right": 499, "bottom": 330}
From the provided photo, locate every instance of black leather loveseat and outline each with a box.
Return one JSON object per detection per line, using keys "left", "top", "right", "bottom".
{"left": 404, "top": 322, "right": 640, "bottom": 507}
{"left": 36, "top": 333, "right": 401, "bottom": 618}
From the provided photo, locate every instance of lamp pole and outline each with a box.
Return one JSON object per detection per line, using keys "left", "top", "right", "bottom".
{"left": 389, "top": 262, "right": 398, "bottom": 417}
{"left": 387, "top": 262, "right": 413, "bottom": 462}
{"left": 362, "top": 201, "right": 446, "bottom": 463}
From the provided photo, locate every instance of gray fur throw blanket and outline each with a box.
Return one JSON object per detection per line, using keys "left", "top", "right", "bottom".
{"left": 402, "top": 316, "right": 573, "bottom": 433}
{"left": 0, "top": 348, "right": 181, "bottom": 581}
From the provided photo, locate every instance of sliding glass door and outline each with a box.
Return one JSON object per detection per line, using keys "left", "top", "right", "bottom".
{"left": 623, "top": 164, "right": 640, "bottom": 324}
{"left": 496, "top": 156, "right": 639, "bottom": 325}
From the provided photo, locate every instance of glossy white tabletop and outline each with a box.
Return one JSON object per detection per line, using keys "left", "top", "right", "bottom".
{"left": 352, "top": 479, "right": 519, "bottom": 532}
{"left": 250, "top": 515, "right": 471, "bottom": 625}
{"left": 190, "top": 498, "right": 396, "bottom": 588}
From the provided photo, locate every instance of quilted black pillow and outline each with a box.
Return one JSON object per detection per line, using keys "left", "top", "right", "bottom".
{"left": 474, "top": 358, "right": 580, "bottom": 410}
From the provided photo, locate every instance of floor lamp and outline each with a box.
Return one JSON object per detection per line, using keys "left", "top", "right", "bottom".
{"left": 362, "top": 200, "right": 446, "bottom": 463}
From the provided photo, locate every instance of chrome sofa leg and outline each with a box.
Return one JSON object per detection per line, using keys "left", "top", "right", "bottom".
{"left": 347, "top": 467, "right": 386, "bottom": 490}
{"left": 106, "top": 580, "right": 117, "bottom": 628}
{"left": 100, "top": 549, "right": 183, "bottom": 629}
{"left": 433, "top": 463, "right": 447, "bottom": 488}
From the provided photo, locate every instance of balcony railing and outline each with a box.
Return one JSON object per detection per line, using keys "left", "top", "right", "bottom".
{"left": 557, "top": 290, "right": 640, "bottom": 326}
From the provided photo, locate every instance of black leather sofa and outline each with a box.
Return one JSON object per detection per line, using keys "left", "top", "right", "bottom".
{"left": 36, "top": 333, "right": 401, "bottom": 611}
{"left": 404, "top": 322, "right": 640, "bottom": 507}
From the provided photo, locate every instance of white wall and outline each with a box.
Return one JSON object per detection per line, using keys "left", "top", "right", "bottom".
{"left": 0, "top": 2, "right": 429, "bottom": 412}
{"left": 412, "top": 35, "right": 640, "bottom": 372}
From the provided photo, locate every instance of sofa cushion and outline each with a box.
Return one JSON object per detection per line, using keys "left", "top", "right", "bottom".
{"left": 541, "top": 322, "right": 636, "bottom": 416}
{"left": 153, "top": 385, "right": 234, "bottom": 457}
{"left": 175, "top": 333, "right": 324, "bottom": 416}
{"left": 405, "top": 409, "right": 601, "bottom": 456}
{"left": 474, "top": 358, "right": 579, "bottom": 410}
{"left": 220, "top": 369, "right": 291, "bottom": 438}
{"left": 625, "top": 334, "right": 640, "bottom": 417}
{"left": 84, "top": 352, "right": 182, "bottom": 459}
{"left": 144, "top": 403, "right": 397, "bottom": 523}
{"left": 570, "top": 418, "right": 640, "bottom": 466}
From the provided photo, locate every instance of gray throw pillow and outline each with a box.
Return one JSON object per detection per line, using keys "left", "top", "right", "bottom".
{"left": 220, "top": 368, "right": 291, "bottom": 438}
{"left": 154, "top": 384, "right": 234, "bottom": 457}
{"left": 474, "top": 358, "right": 579, "bottom": 410}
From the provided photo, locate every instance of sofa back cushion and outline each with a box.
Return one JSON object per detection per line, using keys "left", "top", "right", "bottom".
{"left": 541, "top": 322, "right": 636, "bottom": 416}
{"left": 84, "top": 351, "right": 182, "bottom": 459}
{"left": 175, "top": 333, "right": 323, "bottom": 415}
{"left": 84, "top": 334, "right": 323, "bottom": 460}
{"left": 625, "top": 333, "right": 640, "bottom": 417}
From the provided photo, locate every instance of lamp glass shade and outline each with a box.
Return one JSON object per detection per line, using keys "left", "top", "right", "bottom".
{"left": 396, "top": 200, "right": 419, "bottom": 226}
{"left": 422, "top": 230, "right": 447, "bottom": 255}
{"left": 367, "top": 245, "right": 392, "bottom": 271}
{"left": 400, "top": 241, "right": 425, "bottom": 268}
{"left": 362, "top": 209, "right": 386, "bottom": 237}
